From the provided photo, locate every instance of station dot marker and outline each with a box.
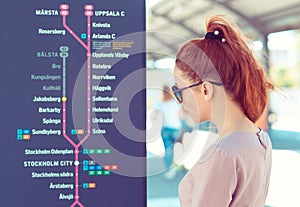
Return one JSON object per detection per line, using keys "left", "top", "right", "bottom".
{"left": 62, "top": 97, "right": 67, "bottom": 102}
{"left": 74, "top": 161, "right": 80, "bottom": 166}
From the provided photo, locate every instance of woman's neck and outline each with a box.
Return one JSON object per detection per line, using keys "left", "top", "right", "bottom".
{"left": 213, "top": 98, "right": 258, "bottom": 138}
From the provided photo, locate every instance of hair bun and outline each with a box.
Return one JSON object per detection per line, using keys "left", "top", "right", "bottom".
{"left": 205, "top": 30, "right": 226, "bottom": 42}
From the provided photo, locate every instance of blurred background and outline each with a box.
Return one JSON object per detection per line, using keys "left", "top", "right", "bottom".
{"left": 145, "top": 0, "right": 300, "bottom": 207}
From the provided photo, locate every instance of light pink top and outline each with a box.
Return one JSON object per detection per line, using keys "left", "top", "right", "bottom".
{"left": 178, "top": 130, "right": 272, "bottom": 207}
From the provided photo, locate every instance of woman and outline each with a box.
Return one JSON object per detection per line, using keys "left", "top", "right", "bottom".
{"left": 172, "top": 15, "right": 274, "bottom": 206}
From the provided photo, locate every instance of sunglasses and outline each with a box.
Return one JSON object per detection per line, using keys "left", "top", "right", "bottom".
{"left": 171, "top": 81, "right": 222, "bottom": 103}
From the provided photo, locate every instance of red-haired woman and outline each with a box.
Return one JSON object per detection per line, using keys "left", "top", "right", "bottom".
{"left": 172, "top": 15, "right": 274, "bottom": 207}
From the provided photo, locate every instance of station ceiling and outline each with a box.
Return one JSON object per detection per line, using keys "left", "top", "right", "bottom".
{"left": 147, "top": 0, "right": 300, "bottom": 61}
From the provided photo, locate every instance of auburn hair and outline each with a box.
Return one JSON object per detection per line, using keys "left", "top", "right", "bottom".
{"left": 175, "top": 14, "right": 274, "bottom": 123}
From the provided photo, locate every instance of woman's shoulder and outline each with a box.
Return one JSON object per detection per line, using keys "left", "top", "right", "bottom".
{"left": 220, "top": 130, "right": 269, "bottom": 149}
{"left": 194, "top": 130, "right": 271, "bottom": 167}
{"left": 215, "top": 130, "right": 271, "bottom": 163}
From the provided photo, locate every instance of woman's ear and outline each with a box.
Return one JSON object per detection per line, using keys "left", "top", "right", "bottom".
{"left": 201, "top": 81, "right": 213, "bottom": 101}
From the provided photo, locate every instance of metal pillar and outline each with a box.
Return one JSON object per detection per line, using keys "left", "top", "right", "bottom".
{"left": 263, "top": 34, "right": 270, "bottom": 73}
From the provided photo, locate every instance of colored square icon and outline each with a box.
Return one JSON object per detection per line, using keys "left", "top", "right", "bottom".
{"left": 23, "top": 129, "right": 30, "bottom": 134}
{"left": 77, "top": 129, "right": 84, "bottom": 134}
{"left": 83, "top": 183, "right": 88, "bottom": 189}
{"left": 88, "top": 183, "right": 96, "bottom": 188}
{"left": 17, "top": 135, "right": 23, "bottom": 140}
{"left": 89, "top": 166, "right": 95, "bottom": 171}
{"left": 71, "top": 129, "right": 77, "bottom": 135}
{"left": 17, "top": 129, "right": 23, "bottom": 135}
{"left": 111, "top": 165, "right": 118, "bottom": 170}
{"left": 89, "top": 160, "right": 95, "bottom": 165}
{"left": 83, "top": 160, "right": 89, "bottom": 166}
{"left": 104, "top": 149, "right": 110, "bottom": 154}
{"left": 81, "top": 33, "right": 87, "bottom": 39}
{"left": 96, "top": 165, "right": 102, "bottom": 170}
{"left": 83, "top": 149, "right": 89, "bottom": 154}
{"left": 83, "top": 166, "right": 88, "bottom": 171}
{"left": 23, "top": 134, "right": 30, "bottom": 140}
{"left": 96, "top": 149, "right": 102, "bottom": 154}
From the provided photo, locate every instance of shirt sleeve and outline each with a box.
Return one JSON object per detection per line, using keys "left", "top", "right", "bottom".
{"left": 191, "top": 147, "right": 237, "bottom": 207}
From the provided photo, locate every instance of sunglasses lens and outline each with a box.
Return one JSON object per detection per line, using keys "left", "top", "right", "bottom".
{"left": 172, "top": 86, "right": 182, "bottom": 103}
